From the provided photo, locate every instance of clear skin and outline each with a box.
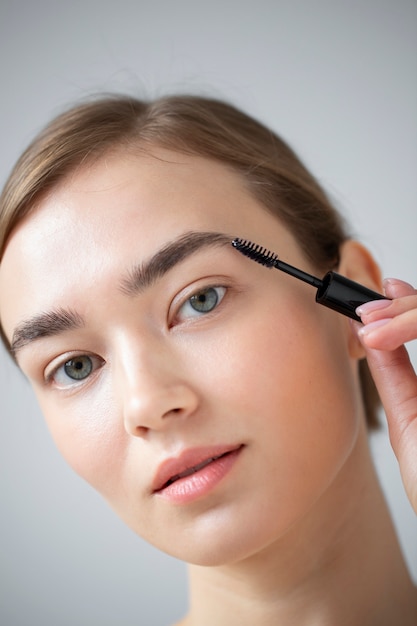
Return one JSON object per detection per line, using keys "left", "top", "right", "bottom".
{"left": 0, "top": 148, "right": 416, "bottom": 625}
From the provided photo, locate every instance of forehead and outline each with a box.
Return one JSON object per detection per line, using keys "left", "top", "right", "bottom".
{"left": 0, "top": 148, "right": 295, "bottom": 343}
{"left": 6, "top": 147, "right": 256, "bottom": 249}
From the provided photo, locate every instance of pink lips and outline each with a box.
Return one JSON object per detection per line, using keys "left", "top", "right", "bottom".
{"left": 152, "top": 444, "right": 243, "bottom": 504}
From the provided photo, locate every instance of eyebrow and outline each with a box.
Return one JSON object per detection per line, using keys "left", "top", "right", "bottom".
{"left": 10, "top": 230, "right": 232, "bottom": 359}
{"left": 11, "top": 308, "right": 84, "bottom": 360}
{"left": 119, "top": 230, "right": 232, "bottom": 295}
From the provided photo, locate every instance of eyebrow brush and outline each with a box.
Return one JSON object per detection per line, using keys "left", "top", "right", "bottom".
{"left": 231, "top": 238, "right": 387, "bottom": 322}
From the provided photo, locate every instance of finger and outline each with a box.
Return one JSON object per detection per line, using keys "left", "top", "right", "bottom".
{"left": 383, "top": 277, "right": 416, "bottom": 299}
{"left": 364, "top": 345, "right": 417, "bottom": 453}
{"left": 357, "top": 308, "right": 417, "bottom": 350}
{"left": 357, "top": 294, "right": 417, "bottom": 324}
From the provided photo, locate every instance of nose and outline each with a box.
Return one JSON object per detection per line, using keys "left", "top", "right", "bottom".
{"left": 115, "top": 342, "right": 200, "bottom": 437}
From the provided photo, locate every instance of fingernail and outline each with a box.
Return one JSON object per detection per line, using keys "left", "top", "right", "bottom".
{"left": 356, "top": 299, "right": 391, "bottom": 317}
{"left": 383, "top": 277, "right": 414, "bottom": 290}
{"left": 358, "top": 318, "right": 390, "bottom": 336}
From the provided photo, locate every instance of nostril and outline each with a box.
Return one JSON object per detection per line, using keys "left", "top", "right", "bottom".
{"left": 132, "top": 425, "right": 149, "bottom": 438}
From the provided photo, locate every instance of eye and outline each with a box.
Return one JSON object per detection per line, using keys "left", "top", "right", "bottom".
{"left": 47, "top": 354, "right": 103, "bottom": 388}
{"left": 176, "top": 286, "right": 226, "bottom": 321}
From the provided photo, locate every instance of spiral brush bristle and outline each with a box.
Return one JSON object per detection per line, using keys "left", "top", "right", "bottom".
{"left": 231, "top": 238, "right": 278, "bottom": 268}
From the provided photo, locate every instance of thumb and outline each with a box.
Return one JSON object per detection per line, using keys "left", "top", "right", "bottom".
{"left": 364, "top": 344, "right": 417, "bottom": 510}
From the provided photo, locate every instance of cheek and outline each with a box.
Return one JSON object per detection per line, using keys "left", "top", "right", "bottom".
{"left": 35, "top": 386, "right": 127, "bottom": 497}
{"left": 36, "top": 387, "right": 159, "bottom": 543}
{"left": 201, "top": 299, "right": 356, "bottom": 418}
{"left": 199, "top": 300, "right": 361, "bottom": 500}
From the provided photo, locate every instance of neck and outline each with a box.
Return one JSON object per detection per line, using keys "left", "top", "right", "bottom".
{"left": 179, "top": 425, "right": 417, "bottom": 626}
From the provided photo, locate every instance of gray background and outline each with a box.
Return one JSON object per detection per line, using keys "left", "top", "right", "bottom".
{"left": 0, "top": 1, "right": 416, "bottom": 624}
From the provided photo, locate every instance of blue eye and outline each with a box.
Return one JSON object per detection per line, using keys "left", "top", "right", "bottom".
{"left": 178, "top": 286, "right": 226, "bottom": 320}
{"left": 64, "top": 356, "right": 93, "bottom": 380}
{"left": 49, "top": 355, "right": 102, "bottom": 387}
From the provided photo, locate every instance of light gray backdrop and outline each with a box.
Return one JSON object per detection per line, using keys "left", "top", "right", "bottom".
{"left": 0, "top": 1, "right": 416, "bottom": 625}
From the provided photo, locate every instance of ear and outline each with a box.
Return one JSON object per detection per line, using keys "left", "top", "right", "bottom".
{"left": 338, "top": 240, "right": 383, "bottom": 292}
{"left": 338, "top": 240, "right": 383, "bottom": 358}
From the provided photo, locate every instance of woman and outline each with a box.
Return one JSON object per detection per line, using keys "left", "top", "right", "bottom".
{"left": 0, "top": 95, "right": 416, "bottom": 624}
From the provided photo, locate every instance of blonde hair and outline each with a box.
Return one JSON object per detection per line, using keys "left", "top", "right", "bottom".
{"left": 0, "top": 94, "right": 380, "bottom": 426}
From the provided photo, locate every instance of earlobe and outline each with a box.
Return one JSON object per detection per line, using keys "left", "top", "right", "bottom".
{"left": 347, "top": 318, "right": 367, "bottom": 359}
{"left": 338, "top": 240, "right": 383, "bottom": 359}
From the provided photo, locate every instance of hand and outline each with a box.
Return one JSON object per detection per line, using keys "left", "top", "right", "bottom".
{"left": 355, "top": 278, "right": 417, "bottom": 514}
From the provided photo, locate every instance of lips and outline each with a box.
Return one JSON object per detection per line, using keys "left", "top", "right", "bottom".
{"left": 152, "top": 444, "right": 243, "bottom": 494}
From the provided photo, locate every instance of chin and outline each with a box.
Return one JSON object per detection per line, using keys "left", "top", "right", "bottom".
{"left": 137, "top": 507, "right": 287, "bottom": 568}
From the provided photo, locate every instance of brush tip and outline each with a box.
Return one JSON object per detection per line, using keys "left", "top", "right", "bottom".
{"left": 231, "top": 238, "right": 278, "bottom": 268}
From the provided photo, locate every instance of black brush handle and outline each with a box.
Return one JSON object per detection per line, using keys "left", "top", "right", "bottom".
{"left": 316, "top": 272, "right": 387, "bottom": 322}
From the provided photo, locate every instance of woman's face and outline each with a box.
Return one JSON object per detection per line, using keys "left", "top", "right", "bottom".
{"left": 0, "top": 149, "right": 363, "bottom": 565}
